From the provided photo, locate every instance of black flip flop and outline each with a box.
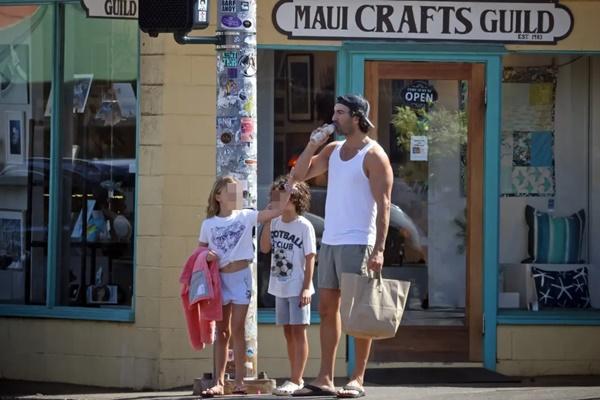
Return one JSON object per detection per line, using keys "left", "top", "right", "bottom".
{"left": 200, "top": 386, "right": 225, "bottom": 398}
{"left": 232, "top": 385, "right": 247, "bottom": 395}
{"left": 200, "top": 389, "right": 219, "bottom": 398}
{"left": 337, "top": 384, "right": 365, "bottom": 398}
{"left": 292, "top": 383, "right": 337, "bottom": 397}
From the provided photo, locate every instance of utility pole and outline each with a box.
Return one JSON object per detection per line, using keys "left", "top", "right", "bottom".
{"left": 214, "top": 0, "right": 259, "bottom": 381}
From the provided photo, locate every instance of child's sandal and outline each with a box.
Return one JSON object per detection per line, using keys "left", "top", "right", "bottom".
{"left": 200, "top": 385, "right": 224, "bottom": 398}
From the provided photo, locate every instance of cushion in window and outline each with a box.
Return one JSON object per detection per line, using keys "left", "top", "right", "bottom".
{"left": 525, "top": 205, "right": 585, "bottom": 264}
{"left": 531, "top": 266, "right": 591, "bottom": 308}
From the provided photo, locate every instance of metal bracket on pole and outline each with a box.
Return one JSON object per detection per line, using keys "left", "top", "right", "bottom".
{"left": 173, "top": 31, "right": 224, "bottom": 45}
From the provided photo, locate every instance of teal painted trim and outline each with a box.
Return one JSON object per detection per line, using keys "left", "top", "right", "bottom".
{"left": 334, "top": 47, "right": 348, "bottom": 141}
{"left": 257, "top": 44, "right": 340, "bottom": 52}
{"left": 0, "top": 305, "right": 134, "bottom": 321}
{"left": 337, "top": 47, "right": 352, "bottom": 371}
{"left": 350, "top": 52, "right": 505, "bottom": 64}
{"left": 505, "top": 50, "right": 600, "bottom": 55}
{"left": 46, "top": 2, "right": 63, "bottom": 308}
{"left": 129, "top": 28, "right": 141, "bottom": 319}
{"left": 347, "top": 336, "right": 355, "bottom": 378}
{"left": 342, "top": 42, "right": 506, "bottom": 55}
{"left": 349, "top": 54, "right": 365, "bottom": 94}
{"left": 483, "top": 57, "right": 502, "bottom": 371}
{"left": 336, "top": 47, "right": 348, "bottom": 96}
{"left": 498, "top": 310, "right": 600, "bottom": 325}
{"left": 257, "top": 309, "right": 320, "bottom": 324}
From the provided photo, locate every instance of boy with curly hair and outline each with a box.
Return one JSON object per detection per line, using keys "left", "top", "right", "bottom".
{"left": 259, "top": 176, "right": 316, "bottom": 396}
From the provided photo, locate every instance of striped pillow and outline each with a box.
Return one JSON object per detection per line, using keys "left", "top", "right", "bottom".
{"left": 525, "top": 206, "right": 585, "bottom": 264}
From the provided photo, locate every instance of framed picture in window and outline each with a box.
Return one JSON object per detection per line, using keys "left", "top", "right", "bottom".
{"left": 286, "top": 54, "right": 313, "bottom": 121}
{"left": 4, "top": 110, "right": 26, "bottom": 165}
{"left": 0, "top": 44, "right": 30, "bottom": 105}
{"left": 43, "top": 73, "right": 95, "bottom": 116}
{"left": 73, "top": 73, "right": 93, "bottom": 113}
{"left": 0, "top": 210, "right": 24, "bottom": 270}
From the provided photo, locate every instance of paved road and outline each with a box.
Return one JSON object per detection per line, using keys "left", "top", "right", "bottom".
{"left": 2, "top": 376, "right": 600, "bottom": 400}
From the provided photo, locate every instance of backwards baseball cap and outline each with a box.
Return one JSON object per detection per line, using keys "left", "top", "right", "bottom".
{"left": 336, "top": 94, "right": 375, "bottom": 129}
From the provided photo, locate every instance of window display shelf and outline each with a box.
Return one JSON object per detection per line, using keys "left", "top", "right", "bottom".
{"left": 258, "top": 308, "right": 320, "bottom": 324}
{"left": 0, "top": 304, "right": 134, "bottom": 321}
{"left": 497, "top": 309, "right": 600, "bottom": 325}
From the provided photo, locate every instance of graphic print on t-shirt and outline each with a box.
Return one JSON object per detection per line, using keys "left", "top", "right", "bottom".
{"left": 272, "top": 248, "right": 294, "bottom": 280}
{"left": 211, "top": 221, "right": 246, "bottom": 253}
{"left": 271, "top": 228, "right": 303, "bottom": 282}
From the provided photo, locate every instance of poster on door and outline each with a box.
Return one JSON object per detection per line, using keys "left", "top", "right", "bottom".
{"left": 410, "top": 136, "right": 428, "bottom": 161}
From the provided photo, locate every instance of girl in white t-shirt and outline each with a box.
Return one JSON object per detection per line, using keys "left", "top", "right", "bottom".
{"left": 259, "top": 177, "right": 316, "bottom": 396}
{"left": 198, "top": 175, "right": 289, "bottom": 397}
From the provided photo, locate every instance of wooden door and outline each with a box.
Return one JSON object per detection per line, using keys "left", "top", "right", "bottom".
{"left": 365, "top": 61, "right": 485, "bottom": 362}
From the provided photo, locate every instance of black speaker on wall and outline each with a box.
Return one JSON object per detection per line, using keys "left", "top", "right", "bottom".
{"left": 139, "top": 0, "right": 194, "bottom": 37}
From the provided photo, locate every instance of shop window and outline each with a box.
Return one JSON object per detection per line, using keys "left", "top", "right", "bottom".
{"left": 56, "top": 5, "right": 137, "bottom": 308}
{"left": 0, "top": 4, "right": 138, "bottom": 315}
{"left": 498, "top": 55, "right": 600, "bottom": 313}
{"left": 256, "top": 50, "right": 337, "bottom": 312}
{"left": 0, "top": 5, "right": 53, "bottom": 305}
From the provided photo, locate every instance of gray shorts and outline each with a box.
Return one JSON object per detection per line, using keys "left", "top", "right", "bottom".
{"left": 317, "top": 244, "right": 372, "bottom": 289}
{"left": 275, "top": 296, "right": 311, "bottom": 325}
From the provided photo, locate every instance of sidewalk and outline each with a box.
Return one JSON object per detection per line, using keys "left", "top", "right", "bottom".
{"left": 2, "top": 373, "right": 600, "bottom": 400}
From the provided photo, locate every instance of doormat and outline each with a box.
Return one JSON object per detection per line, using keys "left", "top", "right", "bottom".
{"left": 364, "top": 368, "right": 521, "bottom": 385}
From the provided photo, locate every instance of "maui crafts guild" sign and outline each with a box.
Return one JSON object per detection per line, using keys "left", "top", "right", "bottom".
{"left": 273, "top": 0, "right": 573, "bottom": 44}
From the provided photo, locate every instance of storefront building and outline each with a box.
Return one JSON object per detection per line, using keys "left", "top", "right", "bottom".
{"left": 0, "top": 0, "right": 599, "bottom": 389}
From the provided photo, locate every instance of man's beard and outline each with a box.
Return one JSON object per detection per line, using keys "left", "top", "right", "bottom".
{"left": 336, "top": 125, "right": 349, "bottom": 137}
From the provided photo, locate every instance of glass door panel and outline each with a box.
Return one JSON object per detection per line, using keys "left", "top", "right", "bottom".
{"left": 365, "top": 61, "right": 485, "bottom": 362}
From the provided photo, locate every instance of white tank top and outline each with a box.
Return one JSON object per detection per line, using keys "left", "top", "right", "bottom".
{"left": 322, "top": 140, "right": 377, "bottom": 246}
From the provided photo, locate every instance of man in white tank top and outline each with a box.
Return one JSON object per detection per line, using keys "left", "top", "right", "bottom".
{"left": 290, "top": 94, "right": 393, "bottom": 398}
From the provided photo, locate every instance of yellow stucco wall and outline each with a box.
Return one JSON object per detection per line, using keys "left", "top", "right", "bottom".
{"left": 139, "top": 31, "right": 217, "bottom": 389}
{"left": 0, "top": 319, "right": 159, "bottom": 388}
{"left": 497, "top": 326, "right": 600, "bottom": 376}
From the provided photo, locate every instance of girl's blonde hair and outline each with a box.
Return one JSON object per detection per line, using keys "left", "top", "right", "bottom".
{"left": 206, "top": 176, "right": 238, "bottom": 218}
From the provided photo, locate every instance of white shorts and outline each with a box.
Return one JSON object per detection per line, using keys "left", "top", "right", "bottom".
{"left": 220, "top": 267, "right": 252, "bottom": 305}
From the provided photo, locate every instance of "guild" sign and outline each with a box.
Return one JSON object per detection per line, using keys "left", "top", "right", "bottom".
{"left": 81, "top": 0, "right": 137, "bottom": 19}
{"left": 273, "top": 0, "right": 573, "bottom": 44}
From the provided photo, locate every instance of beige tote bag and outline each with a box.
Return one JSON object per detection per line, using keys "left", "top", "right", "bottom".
{"left": 340, "top": 272, "right": 410, "bottom": 340}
